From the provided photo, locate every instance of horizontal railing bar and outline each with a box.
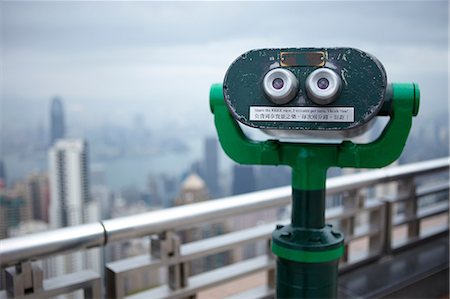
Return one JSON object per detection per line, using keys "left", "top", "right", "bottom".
{"left": 383, "top": 183, "right": 449, "bottom": 203}
{"left": 106, "top": 254, "right": 160, "bottom": 275}
{"left": 103, "top": 157, "right": 448, "bottom": 244}
{"left": 126, "top": 256, "right": 275, "bottom": 299}
{"left": 393, "top": 202, "right": 449, "bottom": 226}
{"left": 41, "top": 270, "right": 101, "bottom": 299}
{"left": 417, "top": 181, "right": 449, "bottom": 198}
{"left": 103, "top": 187, "right": 290, "bottom": 243}
{"left": 347, "top": 225, "right": 382, "bottom": 242}
{"left": 392, "top": 230, "right": 449, "bottom": 253}
{"left": 106, "top": 223, "right": 279, "bottom": 276}
{"left": 181, "top": 223, "right": 275, "bottom": 262}
{"left": 0, "top": 223, "right": 105, "bottom": 268}
{"left": 325, "top": 199, "right": 384, "bottom": 221}
{"left": 0, "top": 157, "right": 448, "bottom": 267}
{"left": 108, "top": 198, "right": 387, "bottom": 278}
{"left": 417, "top": 202, "right": 449, "bottom": 218}
{"left": 325, "top": 157, "right": 449, "bottom": 194}
{"left": 368, "top": 178, "right": 449, "bottom": 204}
{"left": 0, "top": 270, "right": 101, "bottom": 299}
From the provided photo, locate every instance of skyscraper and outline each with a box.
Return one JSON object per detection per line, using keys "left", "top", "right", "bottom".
{"left": 26, "top": 173, "right": 50, "bottom": 223}
{"left": 50, "top": 96, "right": 65, "bottom": 146}
{"left": 48, "top": 139, "right": 99, "bottom": 285}
{"left": 257, "top": 166, "right": 290, "bottom": 190}
{"left": 0, "top": 190, "right": 30, "bottom": 239}
{"left": 203, "top": 137, "right": 220, "bottom": 198}
{"left": 232, "top": 165, "right": 256, "bottom": 195}
{"left": 49, "top": 139, "right": 89, "bottom": 229}
{"left": 0, "top": 160, "right": 6, "bottom": 188}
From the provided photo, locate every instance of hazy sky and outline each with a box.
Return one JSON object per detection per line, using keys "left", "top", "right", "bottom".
{"left": 1, "top": 1, "right": 448, "bottom": 136}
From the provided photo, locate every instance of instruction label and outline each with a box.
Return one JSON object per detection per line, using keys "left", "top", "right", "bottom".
{"left": 249, "top": 106, "right": 354, "bottom": 122}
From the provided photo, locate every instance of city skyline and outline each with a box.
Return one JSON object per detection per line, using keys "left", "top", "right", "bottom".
{"left": 1, "top": 1, "right": 448, "bottom": 191}
{"left": 0, "top": 2, "right": 448, "bottom": 298}
{"left": 0, "top": 1, "right": 448, "bottom": 233}
{"left": 1, "top": 1, "right": 448, "bottom": 132}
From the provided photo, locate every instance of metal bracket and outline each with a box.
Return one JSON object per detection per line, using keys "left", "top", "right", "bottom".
{"left": 4, "top": 261, "right": 101, "bottom": 299}
{"left": 5, "top": 261, "right": 43, "bottom": 299}
{"left": 151, "top": 231, "right": 189, "bottom": 291}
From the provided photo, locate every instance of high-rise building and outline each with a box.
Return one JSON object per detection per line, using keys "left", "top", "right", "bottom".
{"left": 50, "top": 96, "right": 65, "bottom": 146}
{"left": 49, "top": 139, "right": 90, "bottom": 229}
{"left": 203, "top": 137, "right": 220, "bottom": 198}
{"left": 0, "top": 194, "right": 25, "bottom": 239}
{"left": 26, "top": 173, "right": 50, "bottom": 223}
{"left": 0, "top": 174, "right": 50, "bottom": 238}
{"left": 0, "top": 160, "right": 6, "bottom": 188}
{"left": 48, "top": 139, "right": 100, "bottom": 288}
{"left": 0, "top": 182, "right": 33, "bottom": 239}
{"left": 231, "top": 165, "right": 256, "bottom": 195}
{"left": 147, "top": 175, "right": 163, "bottom": 208}
{"left": 11, "top": 182, "right": 33, "bottom": 226}
{"left": 256, "top": 166, "right": 290, "bottom": 190}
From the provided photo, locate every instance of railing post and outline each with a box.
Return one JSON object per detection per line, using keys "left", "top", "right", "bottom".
{"left": 368, "top": 201, "right": 385, "bottom": 256}
{"left": 400, "top": 178, "right": 420, "bottom": 240}
{"left": 83, "top": 275, "right": 101, "bottom": 299}
{"left": 266, "top": 238, "right": 275, "bottom": 290}
{"left": 105, "top": 264, "right": 125, "bottom": 299}
{"left": 339, "top": 189, "right": 363, "bottom": 262}
{"left": 381, "top": 198, "right": 394, "bottom": 256}
{"left": 155, "top": 231, "right": 192, "bottom": 298}
{"left": 5, "top": 261, "right": 43, "bottom": 299}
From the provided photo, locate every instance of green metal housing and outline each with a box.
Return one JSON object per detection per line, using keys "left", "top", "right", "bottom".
{"left": 223, "top": 48, "right": 387, "bottom": 131}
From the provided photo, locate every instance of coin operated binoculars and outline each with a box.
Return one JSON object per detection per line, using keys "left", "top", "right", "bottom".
{"left": 209, "top": 48, "right": 419, "bottom": 298}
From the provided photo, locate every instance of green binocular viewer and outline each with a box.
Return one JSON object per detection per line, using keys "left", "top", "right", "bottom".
{"left": 210, "top": 47, "right": 419, "bottom": 298}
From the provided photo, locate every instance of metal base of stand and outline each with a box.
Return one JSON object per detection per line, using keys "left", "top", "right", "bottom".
{"left": 272, "top": 223, "right": 344, "bottom": 298}
{"left": 276, "top": 258, "right": 340, "bottom": 299}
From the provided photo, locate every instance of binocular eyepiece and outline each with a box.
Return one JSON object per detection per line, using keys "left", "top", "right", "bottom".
{"left": 263, "top": 67, "right": 343, "bottom": 106}
{"left": 263, "top": 68, "right": 299, "bottom": 105}
{"left": 223, "top": 48, "right": 388, "bottom": 136}
{"left": 305, "top": 68, "right": 342, "bottom": 105}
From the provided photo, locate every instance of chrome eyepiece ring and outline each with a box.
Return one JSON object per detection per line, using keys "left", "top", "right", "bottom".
{"left": 263, "top": 68, "right": 299, "bottom": 105}
{"left": 306, "top": 68, "right": 342, "bottom": 105}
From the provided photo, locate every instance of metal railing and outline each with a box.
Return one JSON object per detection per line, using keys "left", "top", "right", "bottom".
{"left": 0, "top": 157, "right": 448, "bottom": 299}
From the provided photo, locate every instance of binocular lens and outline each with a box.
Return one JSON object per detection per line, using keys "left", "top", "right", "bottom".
{"left": 263, "top": 68, "right": 299, "bottom": 105}
{"left": 306, "top": 68, "right": 342, "bottom": 105}
{"left": 272, "top": 78, "right": 285, "bottom": 90}
{"left": 317, "top": 78, "right": 330, "bottom": 90}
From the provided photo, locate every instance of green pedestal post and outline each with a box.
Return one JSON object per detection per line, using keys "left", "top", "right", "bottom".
{"left": 273, "top": 188, "right": 343, "bottom": 298}
{"left": 209, "top": 82, "right": 419, "bottom": 298}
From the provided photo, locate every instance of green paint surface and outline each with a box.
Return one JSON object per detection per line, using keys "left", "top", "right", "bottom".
{"left": 272, "top": 242, "right": 344, "bottom": 263}
{"left": 210, "top": 81, "right": 419, "bottom": 190}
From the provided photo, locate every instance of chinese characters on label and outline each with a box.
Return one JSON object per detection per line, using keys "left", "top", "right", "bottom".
{"left": 249, "top": 106, "right": 354, "bottom": 122}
